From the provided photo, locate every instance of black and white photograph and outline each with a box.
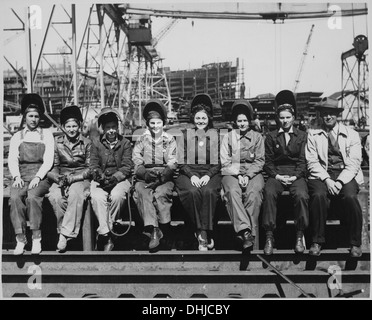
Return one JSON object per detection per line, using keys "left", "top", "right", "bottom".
{"left": 1, "top": 0, "right": 370, "bottom": 303}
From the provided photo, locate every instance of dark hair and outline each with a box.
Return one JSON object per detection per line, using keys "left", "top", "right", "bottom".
{"left": 190, "top": 104, "right": 213, "bottom": 129}
{"left": 232, "top": 113, "right": 250, "bottom": 129}
{"left": 62, "top": 118, "right": 81, "bottom": 126}
{"left": 24, "top": 105, "right": 42, "bottom": 115}
{"left": 145, "top": 110, "right": 164, "bottom": 127}
{"left": 277, "top": 103, "right": 295, "bottom": 115}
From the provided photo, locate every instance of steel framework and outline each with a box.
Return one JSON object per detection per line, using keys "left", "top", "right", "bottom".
{"left": 3, "top": 4, "right": 173, "bottom": 129}
{"left": 341, "top": 35, "right": 369, "bottom": 124}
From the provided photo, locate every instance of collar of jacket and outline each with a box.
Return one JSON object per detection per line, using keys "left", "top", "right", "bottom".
{"left": 237, "top": 128, "right": 253, "bottom": 141}
{"left": 143, "top": 128, "right": 168, "bottom": 139}
{"left": 59, "top": 133, "right": 84, "bottom": 145}
{"left": 100, "top": 133, "right": 123, "bottom": 146}
{"left": 278, "top": 126, "right": 298, "bottom": 136}
{"left": 312, "top": 122, "right": 348, "bottom": 138}
{"left": 24, "top": 126, "right": 42, "bottom": 134}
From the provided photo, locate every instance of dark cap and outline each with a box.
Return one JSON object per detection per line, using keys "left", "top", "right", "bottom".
{"left": 143, "top": 99, "right": 167, "bottom": 124}
{"left": 21, "top": 93, "right": 45, "bottom": 115}
{"left": 97, "top": 107, "right": 122, "bottom": 127}
{"left": 275, "top": 90, "right": 296, "bottom": 116}
{"left": 190, "top": 93, "right": 213, "bottom": 116}
{"left": 60, "top": 105, "right": 83, "bottom": 125}
{"left": 231, "top": 100, "right": 254, "bottom": 122}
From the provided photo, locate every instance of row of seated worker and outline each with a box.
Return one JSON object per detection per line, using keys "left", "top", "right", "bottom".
{"left": 7, "top": 91, "right": 365, "bottom": 259}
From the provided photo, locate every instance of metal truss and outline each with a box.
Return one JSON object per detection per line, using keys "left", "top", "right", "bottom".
{"left": 3, "top": 3, "right": 172, "bottom": 129}
{"left": 341, "top": 35, "right": 369, "bottom": 124}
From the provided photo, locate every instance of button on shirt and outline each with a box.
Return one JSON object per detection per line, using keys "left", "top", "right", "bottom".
{"left": 8, "top": 127, "right": 55, "bottom": 180}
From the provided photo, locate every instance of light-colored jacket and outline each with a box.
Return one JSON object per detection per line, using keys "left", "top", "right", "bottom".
{"left": 220, "top": 128, "right": 264, "bottom": 177}
{"left": 305, "top": 122, "right": 363, "bottom": 185}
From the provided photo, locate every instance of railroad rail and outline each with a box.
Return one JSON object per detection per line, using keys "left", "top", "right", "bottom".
{"left": 2, "top": 249, "right": 370, "bottom": 299}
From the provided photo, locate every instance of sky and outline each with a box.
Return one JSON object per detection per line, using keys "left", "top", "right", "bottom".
{"left": 1, "top": 1, "right": 370, "bottom": 99}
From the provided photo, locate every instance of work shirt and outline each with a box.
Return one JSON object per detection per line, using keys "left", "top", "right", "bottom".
{"left": 178, "top": 127, "right": 221, "bottom": 178}
{"left": 132, "top": 129, "right": 177, "bottom": 174}
{"left": 264, "top": 126, "right": 307, "bottom": 179}
{"left": 8, "top": 127, "right": 54, "bottom": 180}
{"left": 220, "top": 128, "right": 264, "bottom": 178}
{"left": 90, "top": 133, "right": 133, "bottom": 181}
{"left": 49, "top": 133, "right": 92, "bottom": 180}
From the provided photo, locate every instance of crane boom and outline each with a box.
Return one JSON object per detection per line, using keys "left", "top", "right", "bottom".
{"left": 152, "top": 18, "right": 179, "bottom": 47}
{"left": 293, "top": 24, "right": 314, "bottom": 94}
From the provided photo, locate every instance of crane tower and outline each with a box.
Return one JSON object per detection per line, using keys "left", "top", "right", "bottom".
{"left": 293, "top": 24, "right": 314, "bottom": 94}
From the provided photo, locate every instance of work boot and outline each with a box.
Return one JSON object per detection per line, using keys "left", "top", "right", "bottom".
{"left": 31, "top": 238, "right": 42, "bottom": 255}
{"left": 309, "top": 243, "right": 322, "bottom": 256}
{"left": 195, "top": 230, "right": 208, "bottom": 251}
{"left": 149, "top": 227, "right": 163, "bottom": 251}
{"left": 31, "top": 230, "right": 42, "bottom": 255}
{"left": 264, "top": 231, "right": 275, "bottom": 255}
{"left": 159, "top": 222, "right": 173, "bottom": 250}
{"left": 103, "top": 236, "right": 115, "bottom": 252}
{"left": 206, "top": 231, "right": 214, "bottom": 250}
{"left": 350, "top": 245, "right": 362, "bottom": 258}
{"left": 294, "top": 231, "right": 305, "bottom": 254}
{"left": 57, "top": 234, "right": 70, "bottom": 253}
{"left": 14, "top": 238, "right": 27, "bottom": 256}
{"left": 242, "top": 230, "right": 255, "bottom": 250}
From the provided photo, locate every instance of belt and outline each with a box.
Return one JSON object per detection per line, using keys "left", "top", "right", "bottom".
{"left": 328, "top": 164, "right": 344, "bottom": 170}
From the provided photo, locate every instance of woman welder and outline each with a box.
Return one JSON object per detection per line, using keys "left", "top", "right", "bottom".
{"left": 47, "top": 105, "right": 92, "bottom": 252}
{"left": 132, "top": 100, "right": 177, "bottom": 252}
{"left": 8, "top": 93, "right": 55, "bottom": 255}
{"left": 175, "top": 94, "right": 221, "bottom": 251}
{"left": 220, "top": 100, "right": 265, "bottom": 252}
{"left": 261, "top": 90, "right": 309, "bottom": 255}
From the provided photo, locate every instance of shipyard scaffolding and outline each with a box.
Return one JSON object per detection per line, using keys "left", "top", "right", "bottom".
{"left": 2, "top": 4, "right": 173, "bottom": 131}
{"left": 341, "top": 35, "right": 369, "bottom": 127}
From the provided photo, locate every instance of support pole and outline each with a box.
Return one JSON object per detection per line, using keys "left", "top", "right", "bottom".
{"left": 98, "top": 5, "right": 105, "bottom": 109}
{"left": 138, "top": 54, "right": 142, "bottom": 126}
{"left": 71, "top": 4, "right": 78, "bottom": 105}
{"left": 357, "top": 59, "right": 361, "bottom": 122}
{"left": 25, "top": 7, "right": 33, "bottom": 93}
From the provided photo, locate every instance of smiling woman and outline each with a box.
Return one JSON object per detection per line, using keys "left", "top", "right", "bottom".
{"left": 46, "top": 105, "right": 92, "bottom": 253}
{"left": 176, "top": 93, "right": 222, "bottom": 251}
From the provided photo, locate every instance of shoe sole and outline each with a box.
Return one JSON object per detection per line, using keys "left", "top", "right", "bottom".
{"left": 309, "top": 251, "right": 321, "bottom": 256}
{"left": 350, "top": 253, "right": 362, "bottom": 258}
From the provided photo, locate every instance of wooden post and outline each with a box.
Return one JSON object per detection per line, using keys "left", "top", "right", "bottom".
{"left": 82, "top": 200, "right": 94, "bottom": 251}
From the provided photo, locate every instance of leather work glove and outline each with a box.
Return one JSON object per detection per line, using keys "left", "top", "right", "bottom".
{"left": 160, "top": 167, "right": 174, "bottom": 183}
{"left": 135, "top": 165, "right": 147, "bottom": 181}
{"left": 102, "top": 175, "right": 118, "bottom": 191}
{"left": 90, "top": 169, "right": 105, "bottom": 185}
{"left": 47, "top": 172, "right": 65, "bottom": 184}
{"left": 145, "top": 180, "right": 162, "bottom": 190}
{"left": 145, "top": 171, "right": 162, "bottom": 190}
{"left": 66, "top": 173, "right": 84, "bottom": 186}
{"left": 58, "top": 175, "right": 69, "bottom": 188}
{"left": 144, "top": 170, "right": 159, "bottom": 183}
